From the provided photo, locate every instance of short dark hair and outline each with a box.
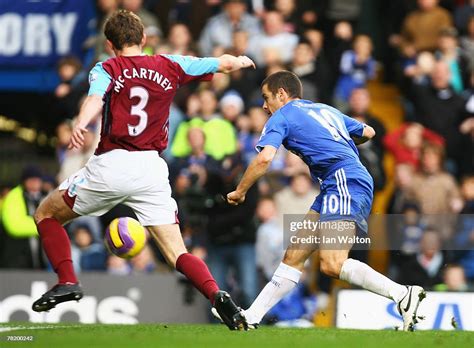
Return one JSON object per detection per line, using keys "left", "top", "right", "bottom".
{"left": 261, "top": 70, "right": 303, "bottom": 98}
{"left": 104, "top": 10, "right": 144, "bottom": 50}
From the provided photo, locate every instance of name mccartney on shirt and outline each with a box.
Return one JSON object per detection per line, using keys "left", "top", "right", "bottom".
{"left": 113, "top": 68, "right": 173, "bottom": 93}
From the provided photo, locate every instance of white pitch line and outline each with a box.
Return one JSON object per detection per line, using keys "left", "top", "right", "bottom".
{"left": 0, "top": 325, "right": 83, "bottom": 333}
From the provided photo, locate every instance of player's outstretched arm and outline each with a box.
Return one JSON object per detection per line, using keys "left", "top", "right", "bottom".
{"left": 217, "top": 54, "right": 256, "bottom": 74}
{"left": 68, "top": 95, "right": 103, "bottom": 149}
{"left": 352, "top": 125, "right": 376, "bottom": 145}
{"left": 227, "top": 146, "right": 276, "bottom": 205}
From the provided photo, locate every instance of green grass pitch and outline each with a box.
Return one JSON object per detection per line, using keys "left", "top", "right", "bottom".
{"left": 1, "top": 323, "right": 473, "bottom": 348}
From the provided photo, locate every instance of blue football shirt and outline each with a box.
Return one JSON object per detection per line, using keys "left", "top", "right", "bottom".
{"left": 256, "top": 99, "right": 366, "bottom": 181}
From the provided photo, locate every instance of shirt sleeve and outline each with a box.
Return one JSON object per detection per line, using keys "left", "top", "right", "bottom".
{"left": 255, "top": 111, "right": 289, "bottom": 152}
{"left": 87, "top": 62, "right": 112, "bottom": 97}
{"left": 163, "top": 54, "right": 219, "bottom": 85}
{"left": 342, "top": 114, "right": 365, "bottom": 138}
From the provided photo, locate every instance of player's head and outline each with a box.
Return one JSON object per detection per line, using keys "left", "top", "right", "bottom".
{"left": 104, "top": 10, "right": 145, "bottom": 54}
{"left": 261, "top": 70, "right": 302, "bottom": 115}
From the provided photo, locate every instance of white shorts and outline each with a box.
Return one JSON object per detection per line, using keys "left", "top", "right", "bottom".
{"left": 59, "top": 149, "right": 178, "bottom": 226}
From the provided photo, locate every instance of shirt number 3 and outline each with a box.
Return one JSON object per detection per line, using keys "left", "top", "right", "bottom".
{"left": 128, "top": 86, "right": 149, "bottom": 136}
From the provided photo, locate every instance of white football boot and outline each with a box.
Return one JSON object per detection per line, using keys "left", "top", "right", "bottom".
{"left": 397, "top": 285, "right": 426, "bottom": 331}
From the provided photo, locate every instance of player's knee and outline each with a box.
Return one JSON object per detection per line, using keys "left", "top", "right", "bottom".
{"left": 320, "top": 257, "right": 345, "bottom": 278}
{"left": 33, "top": 208, "right": 46, "bottom": 225}
{"left": 33, "top": 203, "right": 53, "bottom": 225}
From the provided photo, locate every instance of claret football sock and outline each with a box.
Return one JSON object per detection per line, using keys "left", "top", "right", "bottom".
{"left": 245, "top": 262, "right": 302, "bottom": 324}
{"left": 339, "top": 258, "right": 407, "bottom": 303}
{"left": 175, "top": 253, "right": 219, "bottom": 304}
{"left": 37, "top": 218, "right": 78, "bottom": 285}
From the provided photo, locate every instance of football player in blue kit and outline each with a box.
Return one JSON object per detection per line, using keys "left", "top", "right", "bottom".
{"left": 217, "top": 71, "right": 425, "bottom": 331}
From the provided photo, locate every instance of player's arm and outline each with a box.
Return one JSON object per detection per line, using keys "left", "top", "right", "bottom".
{"left": 352, "top": 125, "right": 376, "bottom": 145}
{"left": 164, "top": 54, "right": 255, "bottom": 86}
{"left": 227, "top": 146, "right": 277, "bottom": 205}
{"left": 69, "top": 62, "right": 111, "bottom": 149}
{"left": 340, "top": 110, "right": 376, "bottom": 145}
{"left": 216, "top": 54, "right": 255, "bottom": 73}
{"left": 228, "top": 111, "right": 288, "bottom": 205}
{"left": 69, "top": 95, "right": 103, "bottom": 149}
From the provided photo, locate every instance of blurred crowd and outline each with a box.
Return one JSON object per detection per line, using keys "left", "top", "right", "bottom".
{"left": 1, "top": 0, "right": 474, "bottom": 325}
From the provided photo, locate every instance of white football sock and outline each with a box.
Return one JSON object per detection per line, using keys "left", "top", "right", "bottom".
{"left": 245, "top": 262, "right": 302, "bottom": 324}
{"left": 339, "top": 258, "right": 407, "bottom": 303}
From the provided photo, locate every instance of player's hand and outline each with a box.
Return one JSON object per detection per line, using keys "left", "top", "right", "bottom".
{"left": 237, "top": 56, "right": 256, "bottom": 69}
{"left": 227, "top": 190, "right": 246, "bottom": 205}
{"left": 68, "top": 124, "right": 88, "bottom": 150}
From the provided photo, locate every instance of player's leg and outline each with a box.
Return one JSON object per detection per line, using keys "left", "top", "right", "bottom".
{"left": 319, "top": 220, "right": 425, "bottom": 331}
{"left": 32, "top": 188, "right": 82, "bottom": 311}
{"left": 244, "top": 210, "right": 319, "bottom": 325}
{"left": 147, "top": 224, "right": 247, "bottom": 330}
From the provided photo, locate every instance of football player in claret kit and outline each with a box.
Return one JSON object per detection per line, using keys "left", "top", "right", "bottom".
{"left": 216, "top": 71, "right": 426, "bottom": 331}
{"left": 31, "top": 10, "right": 255, "bottom": 330}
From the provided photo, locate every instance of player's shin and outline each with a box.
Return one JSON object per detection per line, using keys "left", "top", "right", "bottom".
{"left": 245, "top": 262, "right": 302, "bottom": 324}
{"left": 339, "top": 258, "right": 407, "bottom": 303}
{"left": 175, "top": 253, "right": 219, "bottom": 304}
{"left": 37, "top": 218, "right": 78, "bottom": 284}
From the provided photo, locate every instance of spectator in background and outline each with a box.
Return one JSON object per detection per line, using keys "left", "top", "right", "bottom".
{"left": 122, "top": 0, "right": 162, "bottom": 34}
{"left": 453, "top": 175, "right": 474, "bottom": 280}
{"left": 454, "top": 0, "right": 474, "bottom": 34}
{"left": 398, "top": 228, "right": 445, "bottom": 289}
{"left": 460, "top": 16, "right": 474, "bottom": 71}
{"left": 458, "top": 71, "right": 474, "bottom": 176}
{"left": 170, "top": 127, "right": 221, "bottom": 248}
{"left": 226, "top": 31, "right": 261, "bottom": 103}
{"left": 435, "top": 27, "right": 470, "bottom": 93}
{"left": 347, "top": 88, "right": 386, "bottom": 190}
{"left": 326, "top": 21, "right": 353, "bottom": 93}
{"left": 206, "top": 154, "right": 259, "bottom": 308}
{"left": 248, "top": 11, "right": 299, "bottom": 66}
{"left": 273, "top": 0, "right": 319, "bottom": 34}
{"left": 334, "top": 35, "right": 376, "bottom": 108}
{"left": 403, "top": 51, "right": 437, "bottom": 87}
{"left": 255, "top": 197, "right": 284, "bottom": 282}
{"left": 171, "top": 89, "right": 237, "bottom": 160}
{"left": 107, "top": 255, "right": 131, "bottom": 275}
{"left": 387, "top": 163, "right": 416, "bottom": 214}
{"left": 220, "top": 90, "right": 245, "bottom": 125}
{"left": 388, "top": 202, "right": 425, "bottom": 279}
{"left": 94, "top": 0, "right": 120, "bottom": 61}
{"left": 383, "top": 122, "right": 445, "bottom": 169}
{"left": 70, "top": 224, "right": 107, "bottom": 273}
{"left": 53, "top": 56, "right": 88, "bottom": 121}
{"left": 143, "top": 25, "right": 161, "bottom": 55}
{"left": 130, "top": 245, "right": 157, "bottom": 274}
{"left": 303, "top": 29, "right": 325, "bottom": 57}
{"left": 407, "top": 144, "right": 463, "bottom": 239}
{"left": 167, "top": 23, "right": 196, "bottom": 56}
{"left": 0, "top": 166, "right": 46, "bottom": 269}
{"left": 237, "top": 106, "right": 268, "bottom": 166}
{"left": 290, "top": 41, "right": 331, "bottom": 103}
{"left": 56, "top": 121, "right": 73, "bottom": 165}
{"left": 199, "top": 0, "right": 261, "bottom": 56}
{"left": 434, "top": 264, "right": 469, "bottom": 291}
{"left": 398, "top": 0, "right": 452, "bottom": 52}
{"left": 410, "top": 61, "right": 467, "bottom": 169}
{"left": 274, "top": 173, "right": 319, "bottom": 225}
